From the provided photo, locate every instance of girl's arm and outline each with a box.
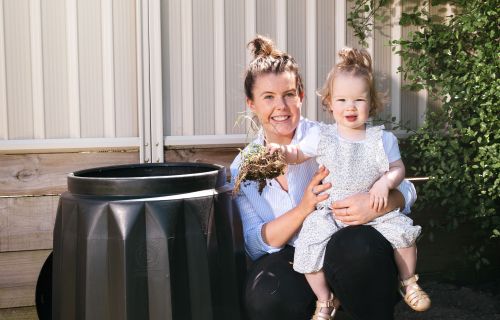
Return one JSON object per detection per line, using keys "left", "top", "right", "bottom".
{"left": 266, "top": 143, "right": 311, "bottom": 164}
{"left": 382, "top": 159, "right": 406, "bottom": 189}
{"left": 369, "top": 159, "right": 406, "bottom": 211}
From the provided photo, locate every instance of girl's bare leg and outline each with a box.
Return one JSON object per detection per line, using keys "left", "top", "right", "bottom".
{"left": 395, "top": 245, "right": 431, "bottom": 311}
{"left": 305, "top": 270, "right": 336, "bottom": 314}
{"left": 394, "top": 245, "right": 416, "bottom": 283}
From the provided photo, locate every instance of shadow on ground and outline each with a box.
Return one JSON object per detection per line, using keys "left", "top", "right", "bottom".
{"left": 394, "top": 281, "right": 500, "bottom": 320}
{"left": 334, "top": 280, "right": 500, "bottom": 320}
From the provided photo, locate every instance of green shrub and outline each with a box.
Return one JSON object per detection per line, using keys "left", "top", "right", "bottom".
{"left": 349, "top": 0, "right": 500, "bottom": 267}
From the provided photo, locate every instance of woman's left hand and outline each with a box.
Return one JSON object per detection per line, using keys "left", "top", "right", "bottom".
{"left": 330, "top": 192, "right": 383, "bottom": 225}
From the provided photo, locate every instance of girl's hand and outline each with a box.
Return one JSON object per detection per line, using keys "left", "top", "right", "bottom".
{"left": 298, "top": 165, "right": 331, "bottom": 215}
{"left": 266, "top": 142, "right": 284, "bottom": 155}
{"left": 369, "top": 179, "right": 390, "bottom": 212}
{"left": 266, "top": 143, "right": 305, "bottom": 164}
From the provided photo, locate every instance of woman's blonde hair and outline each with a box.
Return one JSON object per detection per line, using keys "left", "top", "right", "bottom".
{"left": 318, "top": 48, "right": 383, "bottom": 117}
{"left": 244, "top": 35, "right": 304, "bottom": 100}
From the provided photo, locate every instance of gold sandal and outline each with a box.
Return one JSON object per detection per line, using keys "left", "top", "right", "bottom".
{"left": 399, "top": 274, "right": 431, "bottom": 312}
{"left": 311, "top": 293, "right": 338, "bottom": 320}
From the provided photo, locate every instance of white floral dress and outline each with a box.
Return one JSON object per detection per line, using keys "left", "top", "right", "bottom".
{"left": 293, "top": 124, "right": 421, "bottom": 273}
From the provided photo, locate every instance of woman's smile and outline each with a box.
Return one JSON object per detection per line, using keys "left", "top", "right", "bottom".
{"left": 271, "top": 115, "right": 290, "bottom": 121}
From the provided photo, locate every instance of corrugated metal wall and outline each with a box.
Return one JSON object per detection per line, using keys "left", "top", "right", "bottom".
{"left": 0, "top": 0, "right": 138, "bottom": 141}
{"left": 161, "top": 0, "right": 428, "bottom": 140}
{"left": 0, "top": 0, "right": 435, "bottom": 148}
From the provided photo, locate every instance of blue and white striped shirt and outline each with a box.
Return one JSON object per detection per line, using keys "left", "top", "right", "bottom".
{"left": 230, "top": 117, "right": 417, "bottom": 261}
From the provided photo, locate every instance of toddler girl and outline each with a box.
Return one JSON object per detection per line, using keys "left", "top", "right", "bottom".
{"left": 268, "top": 48, "right": 431, "bottom": 319}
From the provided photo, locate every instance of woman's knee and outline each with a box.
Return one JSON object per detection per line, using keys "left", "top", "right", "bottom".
{"left": 324, "top": 225, "right": 394, "bottom": 265}
{"left": 322, "top": 226, "right": 398, "bottom": 320}
{"left": 245, "top": 274, "right": 314, "bottom": 320}
{"left": 245, "top": 269, "right": 281, "bottom": 315}
{"left": 244, "top": 249, "right": 315, "bottom": 320}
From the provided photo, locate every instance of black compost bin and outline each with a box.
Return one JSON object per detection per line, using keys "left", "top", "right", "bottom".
{"left": 51, "top": 163, "right": 246, "bottom": 320}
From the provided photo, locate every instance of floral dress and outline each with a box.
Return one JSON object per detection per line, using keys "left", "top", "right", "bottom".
{"left": 293, "top": 124, "right": 421, "bottom": 273}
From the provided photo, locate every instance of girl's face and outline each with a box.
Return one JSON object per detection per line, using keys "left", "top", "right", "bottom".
{"left": 247, "top": 71, "right": 303, "bottom": 144}
{"left": 329, "top": 73, "right": 370, "bottom": 139}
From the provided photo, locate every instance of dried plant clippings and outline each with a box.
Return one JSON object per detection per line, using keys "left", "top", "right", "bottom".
{"left": 233, "top": 144, "right": 287, "bottom": 195}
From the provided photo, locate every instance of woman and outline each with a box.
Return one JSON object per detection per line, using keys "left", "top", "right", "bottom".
{"left": 230, "top": 35, "right": 417, "bottom": 320}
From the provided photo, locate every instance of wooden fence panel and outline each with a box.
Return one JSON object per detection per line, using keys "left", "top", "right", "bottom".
{"left": 0, "top": 150, "right": 140, "bottom": 311}
{"left": 0, "top": 151, "right": 139, "bottom": 196}
{"left": 165, "top": 147, "right": 240, "bottom": 178}
{"left": 0, "top": 196, "right": 58, "bottom": 253}
{"left": 0, "top": 306, "right": 37, "bottom": 320}
{"left": 0, "top": 250, "right": 51, "bottom": 309}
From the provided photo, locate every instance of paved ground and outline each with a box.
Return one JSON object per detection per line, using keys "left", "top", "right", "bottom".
{"left": 394, "top": 280, "right": 500, "bottom": 320}
{"left": 2, "top": 281, "right": 499, "bottom": 320}
{"left": 334, "top": 280, "right": 500, "bottom": 320}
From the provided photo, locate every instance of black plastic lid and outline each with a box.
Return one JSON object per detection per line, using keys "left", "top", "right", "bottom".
{"left": 67, "top": 162, "right": 226, "bottom": 197}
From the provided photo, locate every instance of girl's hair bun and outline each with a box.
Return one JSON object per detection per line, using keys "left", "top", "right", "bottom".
{"left": 337, "top": 47, "right": 372, "bottom": 72}
{"left": 318, "top": 47, "right": 384, "bottom": 117}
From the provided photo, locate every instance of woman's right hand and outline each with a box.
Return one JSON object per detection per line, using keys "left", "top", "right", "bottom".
{"left": 261, "top": 165, "right": 331, "bottom": 248}
{"left": 298, "top": 165, "right": 331, "bottom": 215}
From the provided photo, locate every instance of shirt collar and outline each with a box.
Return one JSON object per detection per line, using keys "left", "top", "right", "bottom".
{"left": 292, "top": 117, "right": 306, "bottom": 144}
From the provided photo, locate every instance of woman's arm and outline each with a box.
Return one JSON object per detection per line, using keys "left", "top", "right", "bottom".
{"left": 262, "top": 166, "right": 330, "bottom": 246}
{"left": 331, "top": 189, "right": 405, "bottom": 225}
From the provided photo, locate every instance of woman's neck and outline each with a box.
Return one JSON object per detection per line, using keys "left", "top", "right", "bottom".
{"left": 264, "top": 131, "right": 294, "bottom": 145}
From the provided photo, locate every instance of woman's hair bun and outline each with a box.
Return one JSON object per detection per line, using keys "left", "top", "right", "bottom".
{"left": 244, "top": 34, "right": 304, "bottom": 100}
{"left": 248, "top": 35, "right": 282, "bottom": 59}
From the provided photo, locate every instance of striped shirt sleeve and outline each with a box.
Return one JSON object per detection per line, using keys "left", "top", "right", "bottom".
{"left": 232, "top": 192, "right": 283, "bottom": 260}
{"left": 230, "top": 159, "right": 283, "bottom": 260}
{"left": 397, "top": 179, "right": 417, "bottom": 214}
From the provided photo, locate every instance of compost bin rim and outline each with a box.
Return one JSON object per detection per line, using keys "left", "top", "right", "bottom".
{"left": 68, "top": 162, "right": 224, "bottom": 180}
{"left": 68, "top": 170, "right": 219, "bottom": 181}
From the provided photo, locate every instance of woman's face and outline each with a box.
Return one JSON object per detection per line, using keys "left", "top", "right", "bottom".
{"left": 247, "top": 71, "right": 303, "bottom": 144}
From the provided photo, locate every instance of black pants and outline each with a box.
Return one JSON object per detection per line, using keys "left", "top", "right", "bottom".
{"left": 244, "top": 225, "right": 398, "bottom": 320}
